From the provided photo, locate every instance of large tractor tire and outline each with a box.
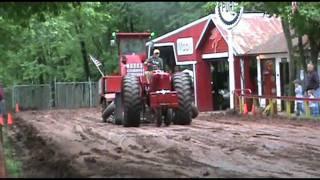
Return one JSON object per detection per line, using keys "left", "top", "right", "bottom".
{"left": 172, "top": 72, "right": 193, "bottom": 125}
{"left": 122, "top": 75, "right": 142, "bottom": 127}
{"left": 183, "top": 72, "right": 199, "bottom": 119}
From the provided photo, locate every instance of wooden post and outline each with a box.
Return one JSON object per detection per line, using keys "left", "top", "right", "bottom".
{"left": 270, "top": 98, "right": 274, "bottom": 116}
{"left": 239, "top": 96, "right": 243, "bottom": 114}
{"left": 272, "top": 99, "right": 277, "bottom": 115}
{"left": 286, "top": 100, "right": 291, "bottom": 118}
{"left": 252, "top": 98, "right": 257, "bottom": 115}
{"left": 305, "top": 101, "right": 311, "bottom": 118}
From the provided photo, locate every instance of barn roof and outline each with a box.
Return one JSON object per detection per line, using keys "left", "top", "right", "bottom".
{"left": 246, "top": 32, "right": 287, "bottom": 55}
{"left": 148, "top": 13, "right": 289, "bottom": 56}
{"left": 206, "top": 13, "right": 285, "bottom": 56}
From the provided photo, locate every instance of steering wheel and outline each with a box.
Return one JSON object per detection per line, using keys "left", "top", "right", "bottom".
{"left": 153, "top": 69, "right": 164, "bottom": 73}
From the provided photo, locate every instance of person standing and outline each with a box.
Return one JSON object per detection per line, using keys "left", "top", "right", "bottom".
{"left": 305, "top": 63, "right": 320, "bottom": 96}
{"left": 305, "top": 63, "right": 320, "bottom": 114}
{"left": 308, "top": 90, "right": 319, "bottom": 117}
{"left": 294, "top": 79, "right": 304, "bottom": 116}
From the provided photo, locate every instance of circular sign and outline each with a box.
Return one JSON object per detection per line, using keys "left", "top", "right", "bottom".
{"left": 215, "top": 2, "right": 243, "bottom": 29}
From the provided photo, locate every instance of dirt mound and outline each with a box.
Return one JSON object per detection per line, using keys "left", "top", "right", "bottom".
{"left": 8, "top": 116, "right": 81, "bottom": 178}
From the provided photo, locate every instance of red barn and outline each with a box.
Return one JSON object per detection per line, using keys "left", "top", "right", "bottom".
{"left": 146, "top": 13, "right": 289, "bottom": 112}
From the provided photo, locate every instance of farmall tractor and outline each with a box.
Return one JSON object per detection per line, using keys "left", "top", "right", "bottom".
{"left": 99, "top": 32, "right": 198, "bottom": 127}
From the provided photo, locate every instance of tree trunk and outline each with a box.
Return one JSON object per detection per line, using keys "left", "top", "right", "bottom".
{"left": 37, "top": 55, "right": 46, "bottom": 84}
{"left": 281, "top": 19, "right": 295, "bottom": 97}
{"left": 80, "top": 40, "right": 91, "bottom": 80}
{"left": 129, "top": 14, "right": 134, "bottom": 32}
{"left": 74, "top": 2, "right": 91, "bottom": 80}
{"left": 298, "top": 35, "right": 307, "bottom": 72}
{"left": 309, "top": 36, "right": 319, "bottom": 72}
{"left": 91, "top": 36, "right": 103, "bottom": 56}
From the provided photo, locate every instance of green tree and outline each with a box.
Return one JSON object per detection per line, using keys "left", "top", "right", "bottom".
{"left": 0, "top": 2, "right": 209, "bottom": 86}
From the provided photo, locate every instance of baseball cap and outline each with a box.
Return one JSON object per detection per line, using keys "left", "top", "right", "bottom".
{"left": 153, "top": 49, "right": 160, "bottom": 54}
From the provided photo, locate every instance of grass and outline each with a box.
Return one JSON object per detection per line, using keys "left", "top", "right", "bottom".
{"left": 2, "top": 127, "right": 22, "bottom": 178}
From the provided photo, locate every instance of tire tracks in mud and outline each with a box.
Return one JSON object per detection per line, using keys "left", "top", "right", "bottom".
{"left": 10, "top": 109, "right": 320, "bottom": 178}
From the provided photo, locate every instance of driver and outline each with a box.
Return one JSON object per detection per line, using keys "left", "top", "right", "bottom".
{"left": 144, "top": 49, "right": 164, "bottom": 84}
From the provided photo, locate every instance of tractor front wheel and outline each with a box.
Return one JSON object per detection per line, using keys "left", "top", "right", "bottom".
{"left": 164, "top": 109, "right": 173, "bottom": 126}
{"left": 155, "top": 109, "right": 162, "bottom": 127}
{"left": 122, "top": 76, "right": 142, "bottom": 127}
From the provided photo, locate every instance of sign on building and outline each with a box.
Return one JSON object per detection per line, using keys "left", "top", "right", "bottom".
{"left": 177, "top": 37, "right": 194, "bottom": 55}
{"left": 215, "top": 2, "right": 243, "bottom": 30}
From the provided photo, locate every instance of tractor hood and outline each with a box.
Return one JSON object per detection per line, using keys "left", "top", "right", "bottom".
{"left": 122, "top": 53, "right": 147, "bottom": 64}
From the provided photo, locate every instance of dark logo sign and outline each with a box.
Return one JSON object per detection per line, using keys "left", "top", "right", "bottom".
{"left": 215, "top": 2, "right": 243, "bottom": 29}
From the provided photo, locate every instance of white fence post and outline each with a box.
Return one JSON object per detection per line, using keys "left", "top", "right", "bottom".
{"left": 89, "top": 77, "right": 92, "bottom": 108}
{"left": 12, "top": 85, "right": 15, "bottom": 110}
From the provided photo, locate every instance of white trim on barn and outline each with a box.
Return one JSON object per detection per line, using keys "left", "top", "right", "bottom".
{"left": 240, "top": 57, "right": 244, "bottom": 93}
{"left": 193, "top": 63, "right": 198, "bottom": 107}
{"left": 257, "top": 53, "right": 288, "bottom": 60}
{"left": 153, "top": 42, "right": 197, "bottom": 65}
{"left": 146, "top": 15, "right": 211, "bottom": 46}
{"left": 257, "top": 56, "right": 266, "bottom": 107}
{"left": 202, "top": 52, "right": 228, "bottom": 59}
{"left": 195, "top": 14, "right": 215, "bottom": 49}
{"left": 194, "top": 15, "right": 242, "bottom": 56}
{"left": 275, "top": 57, "right": 282, "bottom": 111}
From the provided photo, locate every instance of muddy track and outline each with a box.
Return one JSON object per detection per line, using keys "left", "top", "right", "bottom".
{"left": 8, "top": 109, "right": 320, "bottom": 178}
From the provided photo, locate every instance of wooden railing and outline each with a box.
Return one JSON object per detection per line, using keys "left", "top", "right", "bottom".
{"left": 233, "top": 89, "right": 320, "bottom": 118}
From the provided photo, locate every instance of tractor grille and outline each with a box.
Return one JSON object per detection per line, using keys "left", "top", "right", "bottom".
{"left": 126, "top": 63, "right": 144, "bottom": 76}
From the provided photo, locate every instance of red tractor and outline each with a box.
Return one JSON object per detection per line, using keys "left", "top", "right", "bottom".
{"left": 99, "top": 32, "right": 197, "bottom": 127}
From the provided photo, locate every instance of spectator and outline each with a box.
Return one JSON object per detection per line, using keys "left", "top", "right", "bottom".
{"left": 305, "top": 63, "right": 320, "bottom": 96}
{"left": 307, "top": 90, "right": 319, "bottom": 117}
{"left": 305, "top": 63, "right": 320, "bottom": 114}
{"left": 294, "top": 79, "right": 304, "bottom": 116}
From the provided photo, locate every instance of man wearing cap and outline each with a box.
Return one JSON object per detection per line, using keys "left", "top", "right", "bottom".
{"left": 144, "top": 49, "right": 164, "bottom": 84}
{"left": 305, "top": 63, "right": 320, "bottom": 96}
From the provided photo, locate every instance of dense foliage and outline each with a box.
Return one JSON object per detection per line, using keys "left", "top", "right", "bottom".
{"left": 0, "top": 2, "right": 206, "bottom": 85}
{"left": 1, "top": 2, "right": 319, "bottom": 89}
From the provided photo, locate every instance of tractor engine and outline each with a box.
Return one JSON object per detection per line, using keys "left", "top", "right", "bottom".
{"left": 150, "top": 71, "right": 172, "bottom": 92}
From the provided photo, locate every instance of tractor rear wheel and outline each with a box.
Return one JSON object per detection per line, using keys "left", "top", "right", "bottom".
{"left": 172, "top": 72, "right": 193, "bottom": 125}
{"left": 122, "top": 75, "right": 142, "bottom": 127}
